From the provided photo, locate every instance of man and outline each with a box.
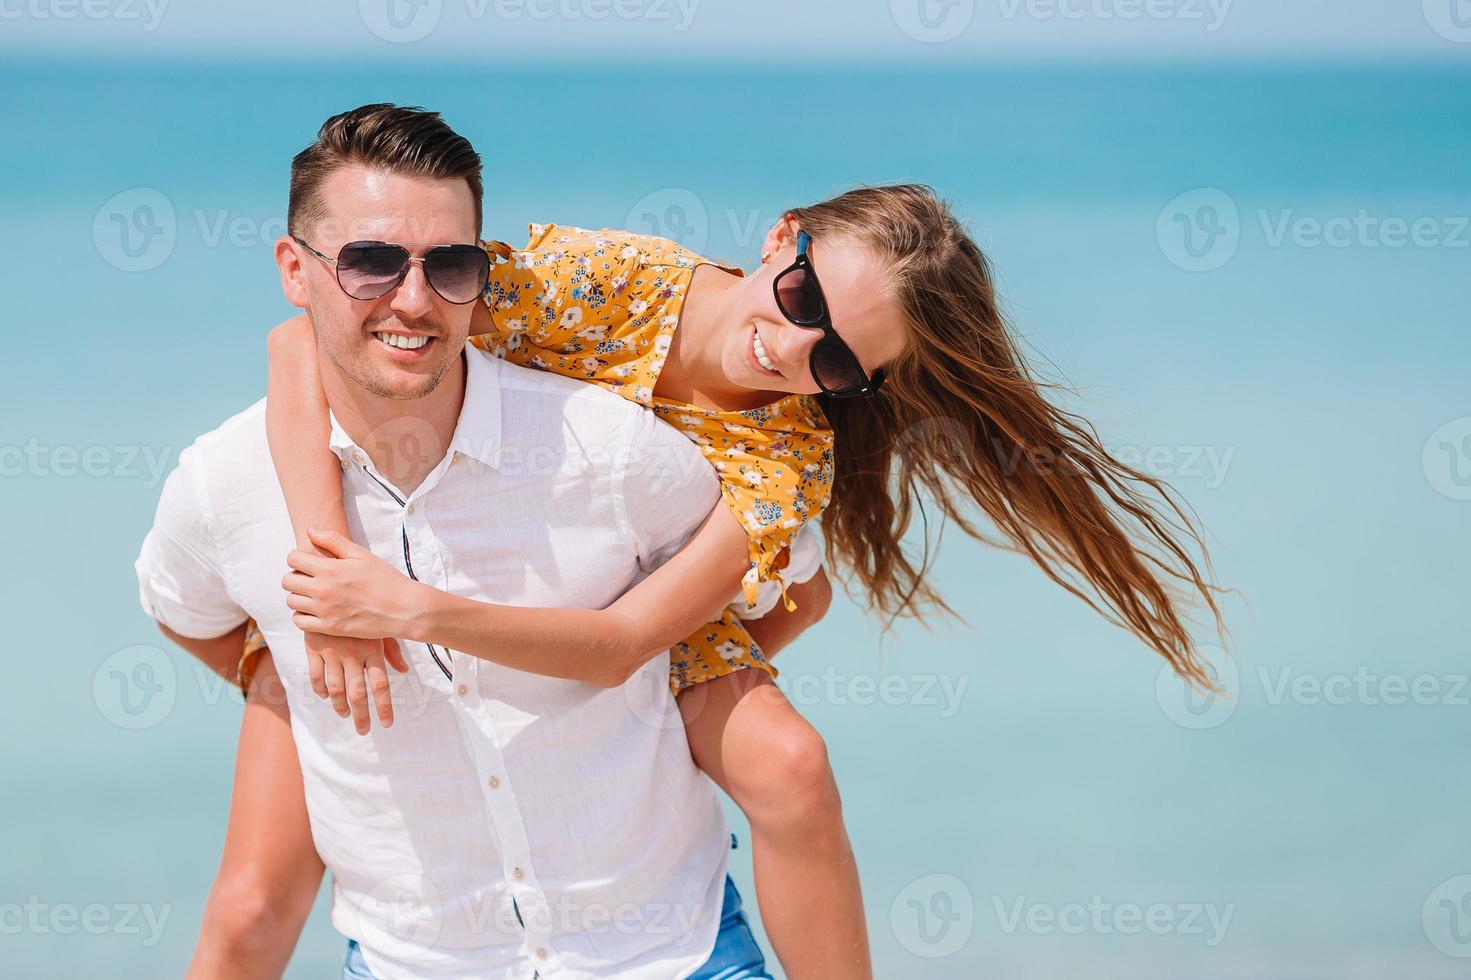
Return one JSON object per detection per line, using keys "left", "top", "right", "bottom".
{"left": 135, "top": 104, "right": 824, "bottom": 979}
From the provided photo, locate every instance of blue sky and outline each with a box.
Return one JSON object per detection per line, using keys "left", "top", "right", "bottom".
{"left": 4, "top": 0, "right": 1471, "bottom": 61}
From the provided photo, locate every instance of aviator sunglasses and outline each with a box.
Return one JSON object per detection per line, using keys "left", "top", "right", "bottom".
{"left": 293, "top": 237, "right": 491, "bottom": 305}
{"left": 771, "top": 230, "right": 885, "bottom": 398}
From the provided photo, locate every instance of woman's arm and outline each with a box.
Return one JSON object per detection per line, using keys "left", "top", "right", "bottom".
{"left": 267, "top": 315, "right": 407, "bottom": 734}
{"left": 266, "top": 316, "right": 344, "bottom": 550}
{"left": 284, "top": 500, "right": 753, "bottom": 688}
{"left": 157, "top": 621, "right": 250, "bottom": 683}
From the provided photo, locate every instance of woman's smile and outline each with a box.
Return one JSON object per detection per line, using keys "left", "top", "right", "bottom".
{"left": 748, "top": 323, "right": 786, "bottom": 379}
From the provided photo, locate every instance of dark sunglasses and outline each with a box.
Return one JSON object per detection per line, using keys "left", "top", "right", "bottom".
{"left": 293, "top": 237, "right": 490, "bottom": 305}
{"left": 771, "top": 231, "right": 885, "bottom": 398}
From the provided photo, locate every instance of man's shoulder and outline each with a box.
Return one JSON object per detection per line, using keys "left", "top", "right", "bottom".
{"left": 486, "top": 347, "right": 649, "bottom": 434}
{"left": 174, "top": 398, "right": 273, "bottom": 488}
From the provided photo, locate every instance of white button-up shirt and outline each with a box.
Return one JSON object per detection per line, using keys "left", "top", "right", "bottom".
{"left": 136, "top": 345, "right": 734, "bottom": 979}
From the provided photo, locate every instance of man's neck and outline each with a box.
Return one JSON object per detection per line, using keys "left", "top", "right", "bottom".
{"left": 321, "top": 352, "right": 466, "bottom": 496}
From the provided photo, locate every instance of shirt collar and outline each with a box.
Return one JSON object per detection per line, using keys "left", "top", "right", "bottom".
{"left": 327, "top": 343, "right": 503, "bottom": 470}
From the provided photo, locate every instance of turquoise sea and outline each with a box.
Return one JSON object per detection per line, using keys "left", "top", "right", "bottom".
{"left": 3, "top": 57, "right": 1469, "bottom": 978}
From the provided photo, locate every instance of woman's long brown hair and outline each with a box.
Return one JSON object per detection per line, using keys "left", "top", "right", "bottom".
{"left": 789, "top": 185, "right": 1227, "bottom": 690}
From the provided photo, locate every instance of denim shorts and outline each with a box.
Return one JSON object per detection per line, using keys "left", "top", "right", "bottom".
{"left": 343, "top": 874, "right": 771, "bottom": 979}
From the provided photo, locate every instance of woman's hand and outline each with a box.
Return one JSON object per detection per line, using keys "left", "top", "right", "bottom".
{"left": 283, "top": 529, "right": 433, "bottom": 640}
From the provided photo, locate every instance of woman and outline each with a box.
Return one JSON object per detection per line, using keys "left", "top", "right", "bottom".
{"left": 197, "top": 184, "right": 1225, "bottom": 979}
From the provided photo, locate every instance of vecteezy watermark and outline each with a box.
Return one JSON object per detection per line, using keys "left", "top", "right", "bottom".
{"left": 1257, "top": 666, "right": 1471, "bottom": 708}
{"left": 780, "top": 667, "right": 971, "bottom": 718}
{"left": 624, "top": 187, "right": 711, "bottom": 254}
{"left": 891, "top": 874, "right": 975, "bottom": 959}
{"left": 92, "top": 195, "right": 489, "bottom": 272}
{"left": 987, "top": 433, "right": 1238, "bottom": 490}
{"left": 92, "top": 645, "right": 177, "bottom": 730}
{"left": 354, "top": 870, "right": 706, "bottom": 960}
{"left": 0, "top": 899, "right": 172, "bottom": 946}
{"left": 891, "top": 0, "right": 975, "bottom": 43}
{"left": 992, "top": 894, "right": 1234, "bottom": 946}
{"left": 1425, "top": 875, "right": 1471, "bottom": 957}
{"left": 1423, "top": 416, "right": 1471, "bottom": 501}
{"left": 356, "top": 873, "right": 444, "bottom": 959}
{"left": 359, "top": 0, "right": 699, "bottom": 43}
{"left": 1159, "top": 657, "right": 1471, "bottom": 730}
{"left": 1155, "top": 648, "right": 1237, "bottom": 730}
{"left": 93, "top": 188, "right": 176, "bottom": 272}
{"left": 0, "top": 439, "right": 174, "bottom": 487}
{"left": 0, "top": 0, "right": 168, "bottom": 31}
{"left": 1257, "top": 209, "right": 1471, "bottom": 250}
{"left": 1156, "top": 188, "right": 1241, "bottom": 272}
{"left": 359, "top": 0, "right": 442, "bottom": 42}
{"left": 621, "top": 663, "right": 971, "bottom": 732}
{"left": 1423, "top": 0, "right": 1471, "bottom": 43}
{"left": 620, "top": 187, "right": 800, "bottom": 262}
{"left": 996, "top": 0, "right": 1232, "bottom": 32}
{"left": 1158, "top": 188, "right": 1471, "bottom": 271}
{"left": 1112, "top": 443, "right": 1236, "bottom": 489}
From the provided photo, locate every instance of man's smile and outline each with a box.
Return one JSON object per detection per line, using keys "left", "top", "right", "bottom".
{"left": 372, "top": 331, "right": 436, "bottom": 356}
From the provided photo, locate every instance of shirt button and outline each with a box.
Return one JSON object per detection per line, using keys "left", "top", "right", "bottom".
{"left": 457, "top": 683, "right": 469, "bottom": 697}
{"left": 339, "top": 456, "right": 350, "bottom": 471}
{"left": 487, "top": 775, "right": 500, "bottom": 789}
{"left": 536, "top": 948, "right": 548, "bottom": 960}
{"left": 406, "top": 502, "right": 416, "bottom": 514}
{"left": 512, "top": 867, "right": 525, "bottom": 881}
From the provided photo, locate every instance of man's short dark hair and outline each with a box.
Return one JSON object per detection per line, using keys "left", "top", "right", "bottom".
{"left": 288, "top": 103, "right": 483, "bottom": 240}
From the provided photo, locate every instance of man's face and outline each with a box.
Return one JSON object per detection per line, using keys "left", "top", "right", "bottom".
{"left": 287, "top": 165, "right": 480, "bottom": 400}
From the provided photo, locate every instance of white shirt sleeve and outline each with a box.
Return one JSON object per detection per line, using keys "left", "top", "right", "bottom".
{"left": 135, "top": 442, "right": 249, "bottom": 639}
{"left": 617, "top": 409, "right": 722, "bottom": 572}
{"left": 731, "top": 525, "right": 824, "bottom": 620}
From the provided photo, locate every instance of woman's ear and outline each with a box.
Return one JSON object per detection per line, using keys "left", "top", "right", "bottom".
{"left": 759, "top": 213, "right": 801, "bottom": 265}
{"left": 275, "top": 236, "right": 310, "bottom": 309}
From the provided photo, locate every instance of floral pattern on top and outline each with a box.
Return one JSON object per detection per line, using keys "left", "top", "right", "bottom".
{"left": 476, "top": 223, "right": 835, "bottom": 615}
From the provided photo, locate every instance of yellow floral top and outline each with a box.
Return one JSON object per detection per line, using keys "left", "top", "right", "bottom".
{"left": 476, "top": 223, "right": 835, "bottom": 616}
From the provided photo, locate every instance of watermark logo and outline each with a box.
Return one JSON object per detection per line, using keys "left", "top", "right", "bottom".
{"left": 1258, "top": 210, "right": 1469, "bottom": 250}
{"left": 895, "top": 417, "right": 974, "bottom": 505}
{"left": 625, "top": 187, "right": 710, "bottom": 253}
{"left": 621, "top": 660, "right": 692, "bottom": 732}
{"left": 891, "top": 0, "right": 974, "bottom": 43}
{"left": 993, "top": 894, "right": 1233, "bottom": 945}
{"left": 891, "top": 873, "right": 975, "bottom": 958}
{"left": 1156, "top": 647, "right": 1237, "bottom": 730}
{"left": 93, "top": 188, "right": 175, "bottom": 272}
{"left": 1258, "top": 666, "right": 1469, "bottom": 708}
{"left": 487, "top": 0, "right": 700, "bottom": 30}
{"left": 0, "top": 439, "right": 174, "bottom": 487}
{"left": 1159, "top": 189, "right": 1469, "bottom": 271}
{"left": 1424, "top": 0, "right": 1471, "bottom": 43}
{"left": 358, "top": 415, "right": 448, "bottom": 489}
{"left": 1424, "top": 875, "right": 1471, "bottom": 957}
{"left": 1423, "top": 416, "right": 1471, "bottom": 501}
{"left": 92, "top": 644, "right": 176, "bottom": 730}
{"left": 360, "top": 0, "right": 442, "bottom": 42}
{"left": 0, "top": 0, "right": 169, "bottom": 31}
{"left": 996, "top": 0, "right": 1232, "bottom": 32}
{"left": 781, "top": 667, "right": 971, "bottom": 718}
{"left": 0, "top": 899, "right": 172, "bottom": 946}
{"left": 357, "top": 872, "right": 444, "bottom": 957}
{"left": 1157, "top": 188, "right": 1240, "bottom": 272}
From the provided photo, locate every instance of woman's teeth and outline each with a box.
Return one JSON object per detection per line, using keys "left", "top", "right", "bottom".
{"left": 375, "top": 332, "right": 430, "bottom": 350}
{"left": 752, "top": 331, "right": 781, "bottom": 375}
